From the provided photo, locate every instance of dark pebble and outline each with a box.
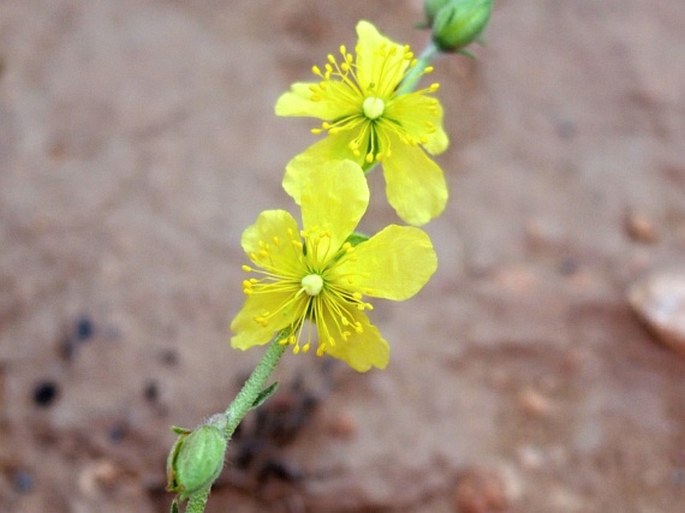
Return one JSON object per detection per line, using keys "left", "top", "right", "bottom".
{"left": 143, "top": 380, "right": 159, "bottom": 403}
{"left": 75, "top": 315, "right": 94, "bottom": 341}
{"left": 159, "top": 348, "right": 179, "bottom": 367}
{"left": 108, "top": 423, "right": 127, "bottom": 443}
{"left": 33, "top": 381, "right": 59, "bottom": 407}
{"left": 12, "top": 469, "right": 34, "bottom": 493}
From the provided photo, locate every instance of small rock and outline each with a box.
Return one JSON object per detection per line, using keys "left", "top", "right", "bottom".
{"left": 32, "top": 380, "right": 59, "bottom": 408}
{"left": 517, "top": 387, "right": 552, "bottom": 417}
{"left": 12, "top": 469, "right": 34, "bottom": 494}
{"left": 625, "top": 211, "right": 659, "bottom": 243}
{"left": 454, "top": 467, "right": 509, "bottom": 513}
{"left": 628, "top": 271, "right": 685, "bottom": 355}
{"left": 77, "top": 460, "right": 120, "bottom": 498}
{"left": 75, "top": 315, "right": 94, "bottom": 341}
{"left": 143, "top": 380, "right": 159, "bottom": 403}
{"left": 326, "top": 411, "right": 357, "bottom": 439}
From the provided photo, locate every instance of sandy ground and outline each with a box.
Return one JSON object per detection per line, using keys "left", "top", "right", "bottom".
{"left": 1, "top": 1, "right": 685, "bottom": 512}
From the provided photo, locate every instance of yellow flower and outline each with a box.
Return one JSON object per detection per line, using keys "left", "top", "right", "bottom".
{"left": 275, "top": 20, "right": 450, "bottom": 227}
{"left": 230, "top": 160, "right": 437, "bottom": 372}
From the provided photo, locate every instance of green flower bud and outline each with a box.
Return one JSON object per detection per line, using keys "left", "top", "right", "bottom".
{"left": 432, "top": 0, "right": 493, "bottom": 53}
{"left": 166, "top": 424, "right": 227, "bottom": 500}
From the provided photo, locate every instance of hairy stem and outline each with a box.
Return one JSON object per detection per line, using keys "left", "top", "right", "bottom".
{"left": 185, "top": 487, "right": 210, "bottom": 513}
{"left": 180, "top": 334, "right": 288, "bottom": 513}
{"left": 224, "top": 333, "right": 288, "bottom": 439}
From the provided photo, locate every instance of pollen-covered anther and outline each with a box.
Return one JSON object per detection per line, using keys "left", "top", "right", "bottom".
{"left": 254, "top": 314, "right": 270, "bottom": 327}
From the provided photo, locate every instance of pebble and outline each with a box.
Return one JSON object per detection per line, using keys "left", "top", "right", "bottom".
{"left": 454, "top": 467, "right": 509, "bottom": 513}
{"left": 143, "top": 380, "right": 159, "bottom": 403}
{"left": 33, "top": 380, "right": 59, "bottom": 407}
{"left": 326, "top": 411, "right": 357, "bottom": 439}
{"left": 77, "top": 460, "right": 120, "bottom": 498}
{"left": 625, "top": 211, "right": 659, "bottom": 244}
{"left": 75, "top": 315, "right": 94, "bottom": 341}
{"left": 628, "top": 271, "right": 685, "bottom": 355}
{"left": 12, "top": 469, "right": 34, "bottom": 493}
{"left": 517, "top": 387, "right": 552, "bottom": 417}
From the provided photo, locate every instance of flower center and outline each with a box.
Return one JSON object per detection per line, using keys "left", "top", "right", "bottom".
{"left": 301, "top": 273, "right": 324, "bottom": 296}
{"left": 362, "top": 96, "right": 385, "bottom": 120}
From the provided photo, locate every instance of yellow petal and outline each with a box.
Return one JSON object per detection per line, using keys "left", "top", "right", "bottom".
{"left": 283, "top": 133, "right": 366, "bottom": 204}
{"left": 333, "top": 225, "right": 437, "bottom": 300}
{"left": 241, "top": 210, "right": 302, "bottom": 273}
{"left": 230, "top": 291, "right": 302, "bottom": 350}
{"left": 355, "top": 20, "right": 409, "bottom": 96}
{"left": 275, "top": 82, "right": 357, "bottom": 120}
{"left": 384, "top": 93, "right": 449, "bottom": 155}
{"left": 321, "top": 308, "right": 389, "bottom": 372}
{"left": 382, "top": 134, "right": 448, "bottom": 226}
{"left": 300, "top": 159, "right": 369, "bottom": 261}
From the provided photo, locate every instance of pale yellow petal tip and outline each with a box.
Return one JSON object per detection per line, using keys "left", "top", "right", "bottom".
{"left": 399, "top": 190, "right": 448, "bottom": 226}
{"left": 229, "top": 337, "right": 251, "bottom": 351}
{"left": 274, "top": 93, "right": 291, "bottom": 116}
{"left": 334, "top": 351, "right": 389, "bottom": 373}
{"left": 355, "top": 20, "right": 377, "bottom": 36}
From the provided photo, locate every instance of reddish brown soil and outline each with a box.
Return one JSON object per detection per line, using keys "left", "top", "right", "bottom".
{"left": 1, "top": 1, "right": 684, "bottom": 512}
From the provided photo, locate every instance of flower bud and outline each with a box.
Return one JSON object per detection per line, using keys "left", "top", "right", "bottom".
{"left": 166, "top": 424, "right": 227, "bottom": 500}
{"left": 431, "top": 0, "right": 493, "bottom": 53}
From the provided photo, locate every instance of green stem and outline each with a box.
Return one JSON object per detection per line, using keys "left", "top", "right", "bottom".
{"left": 185, "top": 488, "right": 210, "bottom": 513}
{"left": 396, "top": 42, "right": 439, "bottom": 95}
{"left": 224, "top": 333, "right": 288, "bottom": 439}
{"left": 179, "top": 334, "right": 288, "bottom": 513}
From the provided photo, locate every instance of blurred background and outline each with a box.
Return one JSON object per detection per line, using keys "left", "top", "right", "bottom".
{"left": 1, "top": 1, "right": 684, "bottom": 512}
